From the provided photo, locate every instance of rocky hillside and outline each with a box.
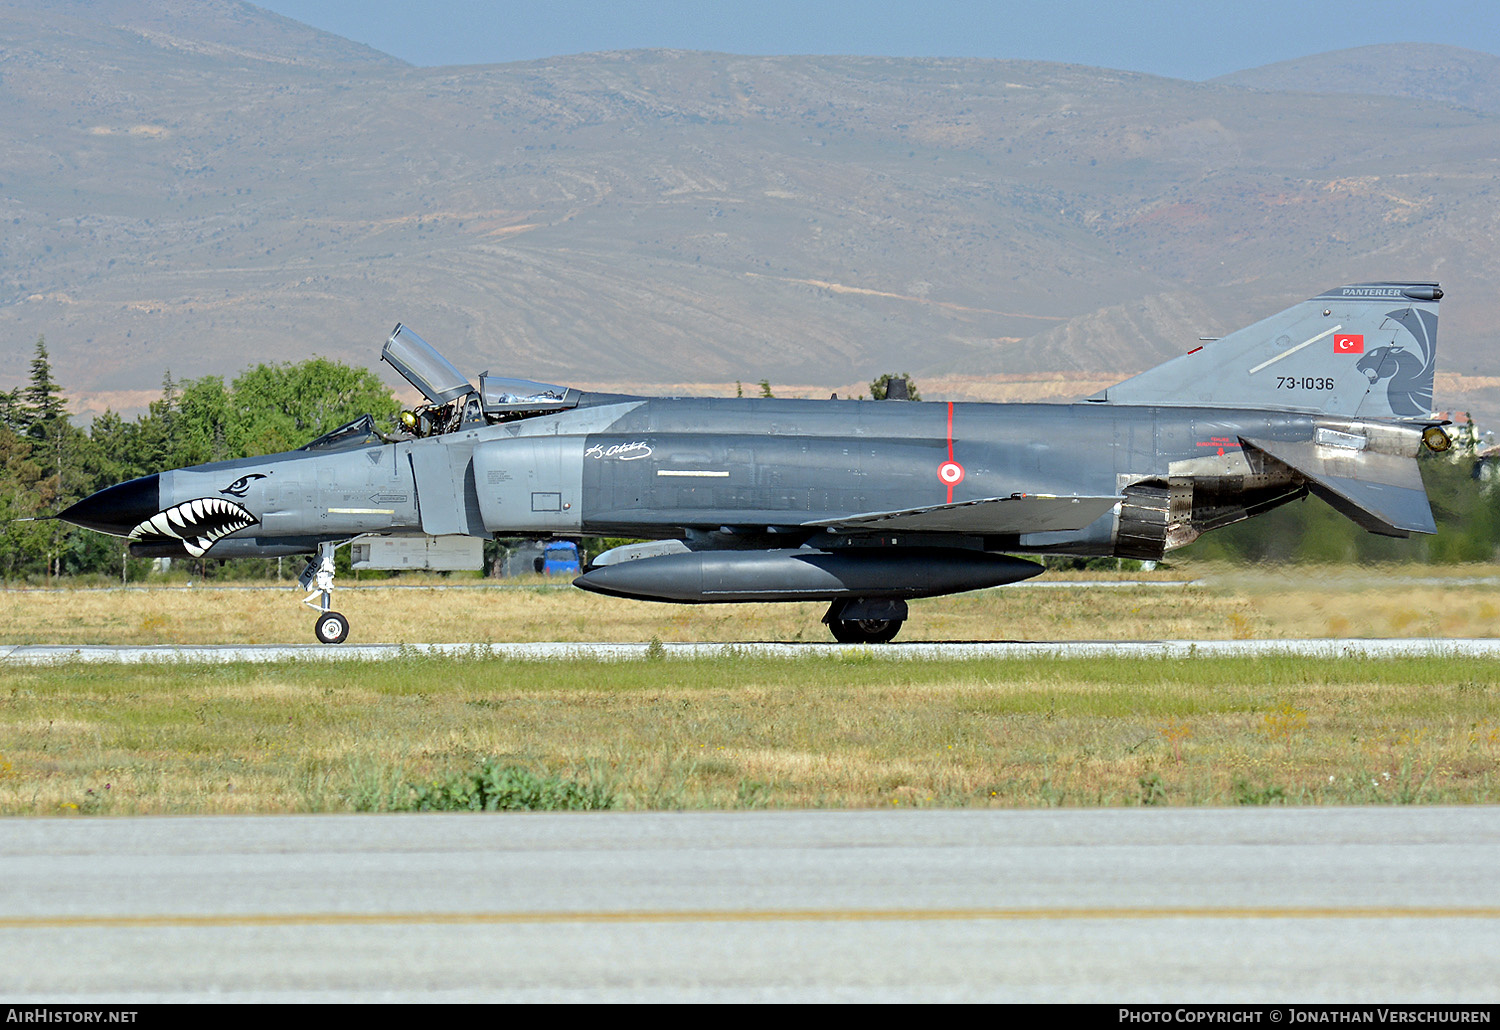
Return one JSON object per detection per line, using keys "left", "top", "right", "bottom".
{"left": 1215, "top": 43, "right": 1500, "bottom": 114}
{"left": 2, "top": 2, "right": 1498, "bottom": 425}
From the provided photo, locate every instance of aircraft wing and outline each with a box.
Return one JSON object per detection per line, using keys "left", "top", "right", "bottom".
{"left": 804, "top": 494, "right": 1123, "bottom": 535}
{"left": 1241, "top": 437, "right": 1435, "bottom": 537}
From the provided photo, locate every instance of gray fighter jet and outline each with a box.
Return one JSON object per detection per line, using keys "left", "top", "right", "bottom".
{"left": 59, "top": 282, "right": 1450, "bottom": 643}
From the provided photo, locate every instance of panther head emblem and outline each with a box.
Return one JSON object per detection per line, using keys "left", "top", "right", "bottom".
{"left": 1354, "top": 308, "right": 1437, "bottom": 417}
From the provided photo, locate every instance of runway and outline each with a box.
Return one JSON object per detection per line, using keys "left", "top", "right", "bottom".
{"left": 5, "top": 637, "right": 1500, "bottom": 663}
{"left": 2, "top": 809, "right": 1498, "bottom": 1002}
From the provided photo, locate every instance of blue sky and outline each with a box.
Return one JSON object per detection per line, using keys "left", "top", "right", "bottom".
{"left": 254, "top": 0, "right": 1500, "bottom": 79}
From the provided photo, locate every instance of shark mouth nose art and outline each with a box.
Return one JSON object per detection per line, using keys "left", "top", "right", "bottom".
{"left": 129, "top": 498, "right": 259, "bottom": 558}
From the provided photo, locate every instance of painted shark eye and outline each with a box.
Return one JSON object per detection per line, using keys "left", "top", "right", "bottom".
{"left": 220, "top": 473, "right": 267, "bottom": 498}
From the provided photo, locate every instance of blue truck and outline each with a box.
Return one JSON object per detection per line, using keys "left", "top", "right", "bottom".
{"left": 541, "top": 540, "right": 581, "bottom": 576}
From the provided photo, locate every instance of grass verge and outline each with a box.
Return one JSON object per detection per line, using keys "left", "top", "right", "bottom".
{"left": 1, "top": 651, "right": 1497, "bottom": 813}
{"left": 1, "top": 564, "right": 1497, "bottom": 645}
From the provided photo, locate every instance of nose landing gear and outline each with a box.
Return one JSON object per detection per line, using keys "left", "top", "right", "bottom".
{"left": 299, "top": 541, "right": 350, "bottom": 644}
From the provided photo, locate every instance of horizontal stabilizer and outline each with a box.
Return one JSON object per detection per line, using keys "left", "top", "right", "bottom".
{"left": 1242, "top": 437, "right": 1435, "bottom": 537}
{"left": 804, "top": 494, "right": 1122, "bottom": 535}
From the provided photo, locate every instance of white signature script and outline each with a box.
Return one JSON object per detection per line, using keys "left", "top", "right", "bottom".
{"left": 585, "top": 441, "right": 653, "bottom": 461}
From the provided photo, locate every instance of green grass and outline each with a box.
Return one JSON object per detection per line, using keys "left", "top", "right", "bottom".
{"left": 2, "top": 651, "right": 1498, "bottom": 814}
{"left": 401, "top": 759, "right": 615, "bottom": 812}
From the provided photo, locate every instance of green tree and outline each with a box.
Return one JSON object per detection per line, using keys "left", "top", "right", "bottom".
{"left": 88, "top": 409, "right": 137, "bottom": 484}
{"left": 0, "top": 352, "right": 405, "bottom": 580}
{"left": 0, "top": 387, "right": 24, "bottom": 433}
{"left": 0, "top": 426, "right": 55, "bottom": 580}
{"left": 175, "top": 376, "right": 235, "bottom": 466}
{"left": 129, "top": 371, "right": 182, "bottom": 476}
{"left": 119, "top": 372, "right": 236, "bottom": 473}
{"left": 870, "top": 373, "right": 921, "bottom": 401}
{"left": 18, "top": 337, "right": 93, "bottom": 579}
{"left": 23, "top": 336, "right": 65, "bottom": 429}
{"left": 230, "top": 358, "right": 400, "bottom": 455}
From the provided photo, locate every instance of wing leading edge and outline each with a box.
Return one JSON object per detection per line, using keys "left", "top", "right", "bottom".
{"left": 804, "top": 494, "right": 1123, "bottom": 535}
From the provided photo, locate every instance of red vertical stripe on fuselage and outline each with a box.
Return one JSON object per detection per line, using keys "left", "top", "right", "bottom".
{"left": 946, "top": 402, "right": 955, "bottom": 503}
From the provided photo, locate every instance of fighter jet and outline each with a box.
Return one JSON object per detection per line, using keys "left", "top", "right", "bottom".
{"left": 59, "top": 282, "right": 1449, "bottom": 644}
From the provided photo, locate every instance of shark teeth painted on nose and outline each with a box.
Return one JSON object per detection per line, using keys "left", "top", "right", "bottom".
{"left": 128, "top": 497, "right": 259, "bottom": 558}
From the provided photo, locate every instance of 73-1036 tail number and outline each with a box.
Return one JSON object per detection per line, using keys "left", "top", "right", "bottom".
{"left": 1277, "top": 377, "right": 1334, "bottom": 391}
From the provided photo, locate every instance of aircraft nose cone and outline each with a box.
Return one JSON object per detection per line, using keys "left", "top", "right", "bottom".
{"left": 57, "top": 474, "right": 161, "bottom": 536}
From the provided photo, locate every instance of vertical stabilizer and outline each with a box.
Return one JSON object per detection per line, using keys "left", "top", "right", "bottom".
{"left": 1094, "top": 283, "right": 1441, "bottom": 419}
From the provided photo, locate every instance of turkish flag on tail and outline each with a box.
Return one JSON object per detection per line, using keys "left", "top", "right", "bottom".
{"left": 1334, "top": 334, "right": 1364, "bottom": 354}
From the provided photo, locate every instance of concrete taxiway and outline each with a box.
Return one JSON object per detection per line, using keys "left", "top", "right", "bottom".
{"left": 3, "top": 809, "right": 1498, "bottom": 1002}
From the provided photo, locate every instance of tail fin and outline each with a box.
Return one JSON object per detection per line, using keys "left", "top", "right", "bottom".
{"left": 1094, "top": 282, "right": 1441, "bottom": 420}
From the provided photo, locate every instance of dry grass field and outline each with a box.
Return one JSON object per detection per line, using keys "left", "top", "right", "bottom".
{"left": 1, "top": 564, "right": 1497, "bottom": 815}
{"left": 0, "top": 562, "right": 1496, "bottom": 646}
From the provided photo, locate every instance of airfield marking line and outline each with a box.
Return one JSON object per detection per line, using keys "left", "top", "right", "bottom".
{"left": 1248, "top": 325, "right": 1342, "bottom": 374}
{"left": 5, "top": 907, "right": 1500, "bottom": 930}
{"left": 9, "top": 638, "right": 1500, "bottom": 664}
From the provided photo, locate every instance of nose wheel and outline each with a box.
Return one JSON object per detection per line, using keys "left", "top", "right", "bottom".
{"left": 314, "top": 610, "right": 350, "bottom": 645}
{"left": 299, "top": 541, "right": 352, "bottom": 643}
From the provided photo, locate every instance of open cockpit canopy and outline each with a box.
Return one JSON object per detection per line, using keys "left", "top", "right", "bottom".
{"left": 381, "top": 323, "right": 580, "bottom": 436}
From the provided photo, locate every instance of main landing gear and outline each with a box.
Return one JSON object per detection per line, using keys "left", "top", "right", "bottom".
{"left": 823, "top": 598, "right": 907, "bottom": 644}
{"left": 299, "top": 541, "right": 350, "bottom": 644}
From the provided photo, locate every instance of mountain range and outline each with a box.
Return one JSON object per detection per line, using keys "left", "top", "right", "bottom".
{"left": 3, "top": 1, "right": 1499, "bottom": 428}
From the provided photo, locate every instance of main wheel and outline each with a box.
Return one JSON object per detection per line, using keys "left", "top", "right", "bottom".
{"left": 314, "top": 610, "right": 350, "bottom": 645}
{"left": 828, "top": 618, "right": 902, "bottom": 644}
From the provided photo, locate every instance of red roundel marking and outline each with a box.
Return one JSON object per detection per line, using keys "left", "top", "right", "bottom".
{"left": 938, "top": 461, "right": 965, "bottom": 486}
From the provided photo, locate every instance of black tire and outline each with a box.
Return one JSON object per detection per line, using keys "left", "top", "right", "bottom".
{"left": 828, "top": 618, "right": 902, "bottom": 644}
{"left": 315, "top": 610, "right": 350, "bottom": 645}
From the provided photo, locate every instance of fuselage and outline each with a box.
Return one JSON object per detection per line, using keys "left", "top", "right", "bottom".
{"left": 69, "top": 394, "right": 1413, "bottom": 564}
